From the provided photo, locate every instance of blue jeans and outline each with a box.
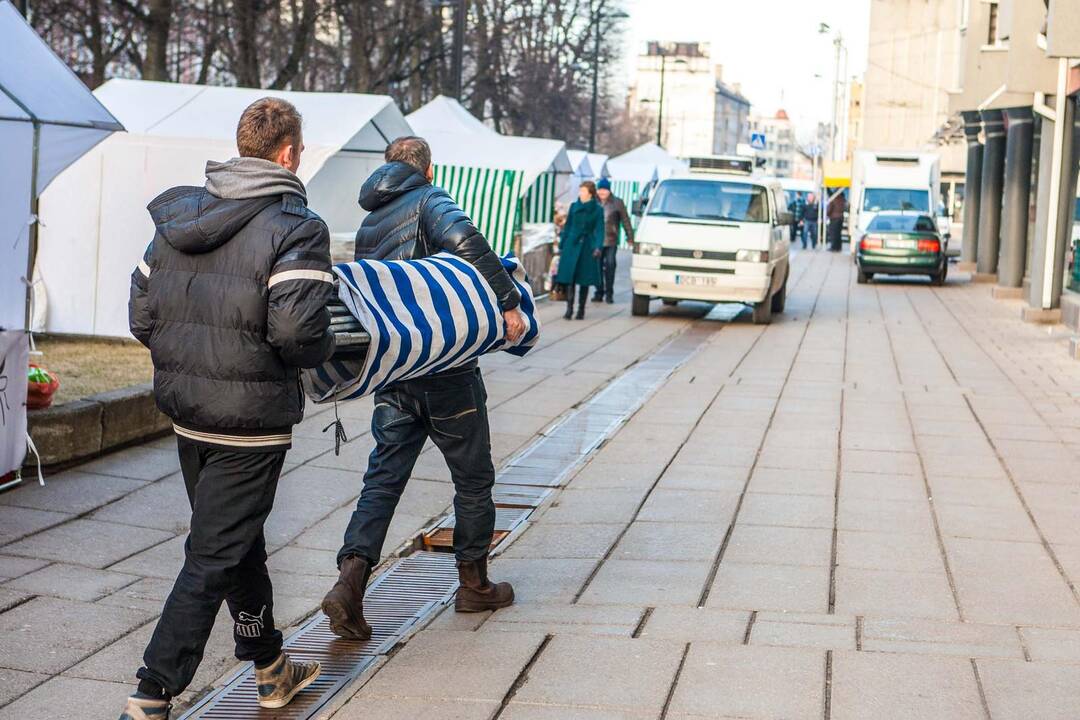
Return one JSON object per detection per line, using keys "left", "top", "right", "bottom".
{"left": 594, "top": 246, "right": 617, "bottom": 300}
{"left": 801, "top": 222, "right": 818, "bottom": 249}
{"left": 338, "top": 367, "right": 496, "bottom": 565}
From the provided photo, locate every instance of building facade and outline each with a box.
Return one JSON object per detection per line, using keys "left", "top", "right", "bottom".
{"left": 748, "top": 110, "right": 797, "bottom": 177}
{"left": 713, "top": 65, "right": 751, "bottom": 155}
{"left": 629, "top": 42, "right": 715, "bottom": 157}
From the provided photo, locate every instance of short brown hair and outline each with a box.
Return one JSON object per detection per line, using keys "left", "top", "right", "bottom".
{"left": 386, "top": 136, "right": 432, "bottom": 174}
{"left": 236, "top": 97, "right": 303, "bottom": 161}
{"left": 580, "top": 180, "right": 598, "bottom": 199}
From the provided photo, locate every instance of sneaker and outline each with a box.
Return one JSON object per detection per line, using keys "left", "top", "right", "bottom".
{"left": 119, "top": 696, "right": 170, "bottom": 720}
{"left": 255, "top": 653, "right": 321, "bottom": 709}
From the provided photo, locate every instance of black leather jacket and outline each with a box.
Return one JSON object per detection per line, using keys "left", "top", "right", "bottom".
{"left": 355, "top": 162, "right": 521, "bottom": 311}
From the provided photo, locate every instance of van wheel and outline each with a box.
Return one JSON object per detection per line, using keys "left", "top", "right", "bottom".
{"left": 857, "top": 269, "right": 872, "bottom": 284}
{"left": 631, "top": 293, "right": 651, "bottom": 317}
{"left": 770, "top": 273, "right": 787, "bottom": 314}
{"left": 662, "top": 299, "right": 678, "bottom": 306}
{"left": 751, "top": 296, "right": 773, "bottom": 324}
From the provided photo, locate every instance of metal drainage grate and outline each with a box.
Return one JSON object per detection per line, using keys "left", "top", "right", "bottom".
{"left": 178, "top": 328, "right": 709, "bottom": 720}
{"left": 178, "top": 552, "right": 457, "bottom": 720}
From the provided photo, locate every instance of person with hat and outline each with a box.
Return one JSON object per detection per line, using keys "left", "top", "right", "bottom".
{"left": 592, "top": 177, "right": 634, "bottom": 304}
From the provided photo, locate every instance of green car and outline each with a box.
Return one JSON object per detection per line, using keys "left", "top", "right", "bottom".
{"left": 856, "top": 211, "right": 948, "bottom": 285}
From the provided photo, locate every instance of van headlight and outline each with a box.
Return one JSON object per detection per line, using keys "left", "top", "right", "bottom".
{"left": 736, "top": 249, "right": 769, "bottom": 263}
{"left": 635, "top": 242, "right": 662, "bottom": 257}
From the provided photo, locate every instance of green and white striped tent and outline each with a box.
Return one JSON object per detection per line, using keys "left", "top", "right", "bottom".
{"left": 407, "top": 96, "right": 571, "bottom": 254}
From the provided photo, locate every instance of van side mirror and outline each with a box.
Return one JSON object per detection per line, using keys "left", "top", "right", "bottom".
{"left": 777, "top": 211, "right": 794, "bottom": 225}
{"left": 632, "top": 198, "right": 644, "bottom": 216}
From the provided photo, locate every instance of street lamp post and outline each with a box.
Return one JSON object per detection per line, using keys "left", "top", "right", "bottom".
{"left": 655, "top": 52, "right": 686, "bottom": 148}
{"left": 818, "top": 22, "right": 847, "bottom": 162}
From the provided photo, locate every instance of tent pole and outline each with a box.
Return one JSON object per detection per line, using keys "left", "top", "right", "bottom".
{"left": 25, "top": 120, "right": 39, "bottom": 331}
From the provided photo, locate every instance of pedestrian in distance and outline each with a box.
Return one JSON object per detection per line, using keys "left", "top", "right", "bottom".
{"left": 120, "top": 98, "right": 334, "bottom": 720}
{"left": 801, "top": 192, "right": 819, "bottom": 250}
{"left": 557, "top": 180, "right": 605, "bottom": 319}
{"left": 788, "top": 191, "right": 805, "bottom": 244}
{"left": 321, "top": 136, "right": 525, "bottom": 643}
{"left": 592, "top": 177, "right": 634, "bottom": 304}
{"left": 826, "top": 190, "right": 846, "bottom": 252}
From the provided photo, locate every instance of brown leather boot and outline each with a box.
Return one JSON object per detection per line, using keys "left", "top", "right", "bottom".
{"left": 455, "top": 557, "right": 514, "bottom": 612}
{"left": 321, "top": 555, "right": 372, "bottom": 640}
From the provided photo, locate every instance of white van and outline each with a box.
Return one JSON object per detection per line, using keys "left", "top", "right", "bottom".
{"left": 850, "top": 151, "right": 940, "bottom": 253}
{"left": 629, "top": 156, "right": 791, "bottom": 324}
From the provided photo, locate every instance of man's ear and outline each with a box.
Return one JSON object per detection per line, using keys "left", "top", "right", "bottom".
{"left": 426, "top": 163, "right": 435, "bottom": 182}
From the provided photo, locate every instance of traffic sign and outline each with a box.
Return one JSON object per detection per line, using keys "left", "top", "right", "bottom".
{"left": 750, "top": 132, "right": 766, "bottom": 150}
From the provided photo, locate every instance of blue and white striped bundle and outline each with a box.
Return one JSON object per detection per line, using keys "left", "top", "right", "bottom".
{"left": 303, "top": 253, "right": 540, "bottom": 403}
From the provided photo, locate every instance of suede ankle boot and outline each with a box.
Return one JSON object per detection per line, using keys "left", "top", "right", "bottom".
{"left": 321, "top": 555, "right": 373, "bottom": 640}
{"left": 455, "top": 557, "right": 514, "bottom": 612}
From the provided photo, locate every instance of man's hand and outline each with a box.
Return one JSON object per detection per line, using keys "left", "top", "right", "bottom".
{"left": 504, "top": 308, "right": 526, "bottom": 343}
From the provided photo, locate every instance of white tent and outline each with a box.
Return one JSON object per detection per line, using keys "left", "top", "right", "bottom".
{"left": 566, "top": 150, "right": 595, "bottom": 180}
{"left": 0, "top": 0, "right": 123, "bottom": 480}
{"left": 587, "top": 152, "right": 611, "bottom": 179}
{"left": 37, "top": 79, "right": 411, "bottom": 338}
{"left": 406, "top": 96, "right": 571, "bottom": 253}
{"left": 608, "top": 142, "right": 686, "bottom": 185}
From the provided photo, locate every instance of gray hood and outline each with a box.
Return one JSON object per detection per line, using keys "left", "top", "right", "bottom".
{"left": 205, "top": 157, "right": 307, "bottom": 203}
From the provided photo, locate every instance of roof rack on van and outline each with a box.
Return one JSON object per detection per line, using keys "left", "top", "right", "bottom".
{"left": 686, "top": 155, "right": 754, "bottom": 175}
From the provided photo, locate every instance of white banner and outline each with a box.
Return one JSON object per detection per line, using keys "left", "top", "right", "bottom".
{"left": 0, "top": 330, "right": 28, "bottom": 477}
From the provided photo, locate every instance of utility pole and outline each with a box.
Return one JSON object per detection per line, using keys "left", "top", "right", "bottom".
{"left": 831, "top": 34, "right": 842, "bottom": 162}
{"left": 589, "top": 11, "right": 601, "bottom": 152}
{"left": 657, "top": 52, "right": 667, "bottom": 147}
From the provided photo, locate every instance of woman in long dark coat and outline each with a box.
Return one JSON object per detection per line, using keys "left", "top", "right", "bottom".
{"left": 556, "top": 181, "right": 604, "bottom": 320}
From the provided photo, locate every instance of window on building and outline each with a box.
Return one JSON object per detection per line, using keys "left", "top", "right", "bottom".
{"left": 987, "top": 2, "right": 999, "bottom": 45}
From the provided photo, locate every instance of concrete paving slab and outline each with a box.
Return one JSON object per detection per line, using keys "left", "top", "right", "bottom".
{"left": 667, "top": 644, "right": 825, "bottom": 719}
{"left": 724, "top": 525, "right": 832, "bottom": 567}
{"left": 654, "top": 461, "right": 749, "bottom": 493}
{"left": 0, "top": 668, "right": 47, "bottom": 708}
{"left": 747, "top": 467, "right": 835, "bottom": 496}
{"left": 834, "top": 566, "right": 958, "bottom": 620}
{"left": 861, "top": 617, "right": 1024, "bottom": 659}
{"left": 705, "top": 562, "right": 829, "bottom": 614}
{"left": 577, "top": 560, "right": 711, "bottom": 606}
{"left": 738, "top": 493, "right": 835, "bottom": 529}
{"left": 89, "top": 474, "right": 192, "bottom": 533}
{"left": 77, "top": 446, "right": 180, "bottom": 482}
{"left": 0, "top": 597, "right": 152, "bottom": 673}
{"left": 611, "top": 521, "right": 724, "bottom": 562}
{"left": 107, "top": 535, "right": 186, "bottom": 579}
{"left": 0, "top": 471, "right": 146, "bottom": 516}
{"left": 836, "top": 530, "right": 946, "bottom": 573}
{"left": 978, "top": 658, "right": 1080, "bottom": 720}
{"left": 489, "top": 558, "right": 597, "bottom": 604}
{"left": 356, "top": 629, "right": 545, "bottom": 702}
{"left": 501, "top": 522, "right": 624, "bottom": 560}
{"left": 512, "top": 635, "right": 684, "bottom": 714}
{"left": 837, "top": 496, "right": 934, "bottom": 535}
{"left": 840, "top": 471, "right": 926, "bottom": 502}
{"left": 502, "top": 704, "right": 654, "bottom": 720}
{"left": 635, "top": 606, "right": 748, "bottom": 643}
{"left": 750, "top": 612, "right": 855, "bottom": 650}
{"left": 4, "top": 563, "right": 140, "bottom": 602}
{"left": 2, "top": 519, "right": 173, "bottom": 570}
{"left": 335, "top": 698, "right": 501, "bottom": 720}
{"left": 935, "top": 502, "right": 1040, "bottom": 543}
{"left": 0, "top": 506, "right": 73, "bottom": 546}
{"left": 0, "top": 555, "right": 49, "bottom": 581}
{"left": 1019, "top": 626, "right": 1080, "bottom": 662}
{"left": 831, "top": 651, "right": 985, "bottom": 720}
{"left": 0, "top": 676, "right": 132, "bottom": 720}
{"left": 535, "top": 488, "right": 646, "bottom": 525}
{"left": 567, "top": 460, "right": 665, "bottom": 490}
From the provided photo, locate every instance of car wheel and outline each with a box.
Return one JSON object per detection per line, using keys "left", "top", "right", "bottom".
{"left": 662, "top": 299, "right": 678, "bottom": 306}
{"left": 751, "top": 296, "right": 773, "bottom": 324}
{"left": 930, "top": 266, "right": 947, "bottom": 286}
{"left": 631, "top": 293, "right": 651, "bottom": 317}
{"left": 857, "top": 269, "right": 872, "bottom": 284}
{"left": 770, "top": 272, "right": 788, "bottom": 314}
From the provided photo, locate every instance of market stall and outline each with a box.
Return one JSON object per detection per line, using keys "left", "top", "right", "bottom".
{"left": 0, "top": 0, "right": 123, "bottom": 484}
{"left": 36, "top": 79, "right": 411, "bottom": 338}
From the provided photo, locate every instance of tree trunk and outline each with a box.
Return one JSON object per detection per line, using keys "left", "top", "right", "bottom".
{"left": 234, "top": 0, "right": 261, "bottom": 87}
{"left": 270, "top": 0, "right": 316, "bottom": 89}
{"left": 142, "top": 0, "right": 172, "bottom": 80}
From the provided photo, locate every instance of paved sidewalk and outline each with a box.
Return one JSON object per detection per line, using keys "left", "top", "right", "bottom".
{"left": 326, "top": 250, "right": 1080, "bottom": 720}
{"left": 0, "top": 261, "right": 697, "bottom": 718}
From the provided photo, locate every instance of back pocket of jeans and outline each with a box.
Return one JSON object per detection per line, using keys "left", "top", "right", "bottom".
{"left": 425, "top": 387, "right": 478, "bottom": 440}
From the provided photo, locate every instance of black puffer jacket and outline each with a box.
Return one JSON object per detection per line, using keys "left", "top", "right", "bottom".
{"left": 355, "top": 161, "right": 521, "bottom": 311}
{"left": 129, "top": 161, "right": 334, "bottom": 451}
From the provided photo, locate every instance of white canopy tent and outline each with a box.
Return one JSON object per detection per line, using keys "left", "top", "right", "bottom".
{"left": 566, "top": 150, "right": 595, "bottom": 180}
{"left": 587, "top": 152, "right": 611, "bottom": 179}
{"left": 0, "top": 0, "right": 123, "bottom": 481}
{"left": 406, "top": 97, "right": 571, "bottom": 254}
{"left": 37, "top": 79, "right": 411, "bottom": 338}
{"left": 609, "top": 142, "right": 687, "bottom": 184}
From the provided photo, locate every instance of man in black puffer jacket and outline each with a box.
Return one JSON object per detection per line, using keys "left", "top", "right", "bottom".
{"left": 119, "top": 98, "right": 330, "bottom": 720}
{"left": 321, "top": 137, "right": 524, "bottom": 641}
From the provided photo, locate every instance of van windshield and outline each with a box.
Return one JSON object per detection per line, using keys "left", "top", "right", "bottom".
{"left": 862, "top": 188, "right": 930, "bottom": 213}
{"left": 867, "top": 214, "right": 937, "bottom": 233}
{"left": 648, "top": 180, "right": 770, "bottom": 223}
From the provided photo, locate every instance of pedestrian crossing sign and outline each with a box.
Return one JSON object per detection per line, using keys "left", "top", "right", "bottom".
{"left": 750, "top": 132, "right": 766, "bottom": 150}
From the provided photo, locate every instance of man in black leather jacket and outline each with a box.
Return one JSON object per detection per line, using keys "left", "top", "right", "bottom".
{"left": 322, "top": 137, "right": 525, "bottom": 641}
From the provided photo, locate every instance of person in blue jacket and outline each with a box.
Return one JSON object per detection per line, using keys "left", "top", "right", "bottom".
{"left": 556, "top": 180, "right": 604, "bottom": 320}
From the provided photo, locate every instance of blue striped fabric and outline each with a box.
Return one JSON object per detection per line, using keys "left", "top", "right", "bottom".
{"left": 302, "top": 253, "right": 540, "bottom": 403}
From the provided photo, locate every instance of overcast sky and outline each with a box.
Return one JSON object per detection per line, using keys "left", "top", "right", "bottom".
{"left": 619, "top": 0, "right": 871, "bottom": 143}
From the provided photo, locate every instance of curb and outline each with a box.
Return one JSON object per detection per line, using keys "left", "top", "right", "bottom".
{"left": 26, "top": 382, "right": 171, "bottom": 467}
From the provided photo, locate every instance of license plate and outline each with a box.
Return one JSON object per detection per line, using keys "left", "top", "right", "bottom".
{"left": 886, "top": 239, "right": 916, "bottom": 249}
{"left": 674, "top": 274, "right": 721, "bottom": 287}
